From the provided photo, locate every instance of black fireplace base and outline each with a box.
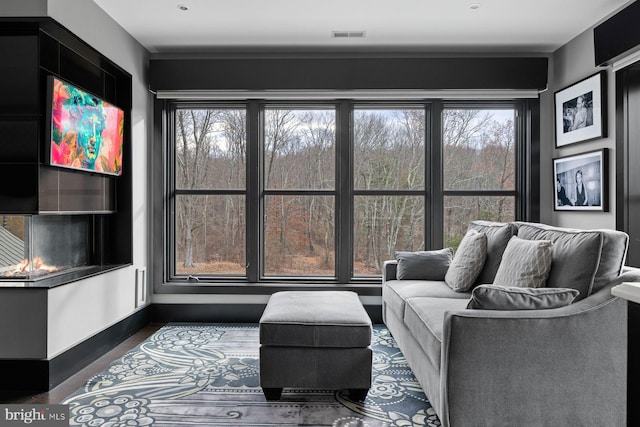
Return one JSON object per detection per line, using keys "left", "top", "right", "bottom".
{"left": 0, "top": 305, "right": 150, "bottom": 393}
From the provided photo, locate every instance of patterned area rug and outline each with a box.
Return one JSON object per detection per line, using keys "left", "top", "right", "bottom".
{"left": 63, "top": 324, "right": 441, "bottom": 426}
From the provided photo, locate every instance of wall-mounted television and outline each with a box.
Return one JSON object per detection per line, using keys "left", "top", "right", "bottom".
{"left": 46, "top": 76, "right": 124, "bottom": 176}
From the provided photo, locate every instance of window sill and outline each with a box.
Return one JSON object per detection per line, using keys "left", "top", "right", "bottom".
{"left": 154, "top": 281, "right": 382, "bottom": 296}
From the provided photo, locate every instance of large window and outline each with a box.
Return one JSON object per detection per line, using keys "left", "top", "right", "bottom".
{"left": 353, "top": 108, "right": 425, "bottom": 276}
{"left": 172, "top": 107, "right": 247, "bottom": 277}
{"left": 443, "top": 107, "right": 517, "bottom": 248}
{"left": 165, "top": 101, "right": 528, "bottom": 284}
{"left": 263, "top": 108, "right": 336, "bottom": 277}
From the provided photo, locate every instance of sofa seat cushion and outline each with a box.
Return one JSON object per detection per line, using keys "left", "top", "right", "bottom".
{"left": 383, "top": 280, "right": 471, "bottom": 320}
{"left": 404, "top": 297, "right": 470, "bottom": 370}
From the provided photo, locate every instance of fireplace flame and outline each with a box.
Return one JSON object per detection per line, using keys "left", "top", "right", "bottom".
{"left": 9, "top": 257, "right": 59, "bottom": 276}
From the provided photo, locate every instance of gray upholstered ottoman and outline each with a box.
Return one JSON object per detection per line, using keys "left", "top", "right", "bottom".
{"left": 259, "top": 291, "right": 373, "bottom": 401}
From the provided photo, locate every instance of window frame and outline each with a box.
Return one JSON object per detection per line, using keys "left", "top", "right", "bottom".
{"left": 166, "top": 102, "right": 249, "bottom": 282}
{"left": 156, "top": 98, "right": 535, "bottom": 294}
{"left": 439, "top": 101, "right": 523, "bottom": 247}
{"left": 260, "top": 104, "right": 339, "bottom": 280}
{"left": 351, "top": 103, "right": 430, "bottom": 279}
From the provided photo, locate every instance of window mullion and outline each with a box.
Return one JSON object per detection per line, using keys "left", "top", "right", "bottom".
{"left": 430, "top": 100, "right": 444, "bottom": 249}
{"left": 337, "top": 101, "right": 352, "bottom": 283}
{"left": 246, "top": 100, "right": 261, "bottom": 282}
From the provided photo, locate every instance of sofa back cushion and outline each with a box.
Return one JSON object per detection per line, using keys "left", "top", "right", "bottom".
{"left": 515, "top": 222, "right": 603, "bottom": 300}
{"left": 591, "top": 229, "right": 629, "bottom": 293}
{"left": 468, "top": 220, "right": 518, "bottom": 285}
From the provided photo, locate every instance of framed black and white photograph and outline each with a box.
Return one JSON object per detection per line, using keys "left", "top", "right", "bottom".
{"left": 554, "top": 71, "right": 607, "bottom": 147}
{"left": 554, "top": 149, "right": 608, "bottom": 211}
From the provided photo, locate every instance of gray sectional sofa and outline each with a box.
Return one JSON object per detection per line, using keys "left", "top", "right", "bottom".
{"left": 382, "top": 220, "right": 639, "bottom": 427}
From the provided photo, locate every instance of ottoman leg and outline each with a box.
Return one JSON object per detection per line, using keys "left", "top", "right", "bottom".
{"left": 263, "top": 387, "right": 283, "bottom": 401}
{"left": 348, "top": 388, "right": 369, "bottom": 401}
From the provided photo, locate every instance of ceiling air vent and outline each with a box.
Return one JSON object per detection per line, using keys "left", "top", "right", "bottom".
{"left": 331, "top": 31, "right": 366, "bottom": 39}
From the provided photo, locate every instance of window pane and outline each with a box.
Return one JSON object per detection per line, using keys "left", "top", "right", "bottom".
{"left": 443, "top": 196, "right": 515, "bottom": 249}
{"left": 354, "top": 109, "right": 425, "bottom": 190}
{"left": 443, "top": 109, "right": 515, "bottom": 191}
{"left": 175, "top": 195, "right": 246, "bottom": 276}
{"left": 264, "top": 109, "right": 335, "bottom": 190}
{"left": 353, "top": 195, "right": 424, "bottom": 276}
{"left": 264, "top": 195, "right": 335, "bottom": 276}
{"left": 176, "top": 109, "right": 246, "bottom": 190}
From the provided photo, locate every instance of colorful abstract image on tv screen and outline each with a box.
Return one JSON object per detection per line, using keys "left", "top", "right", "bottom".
{"left": 50, "top": 77, "right": 124, "bottom": 176}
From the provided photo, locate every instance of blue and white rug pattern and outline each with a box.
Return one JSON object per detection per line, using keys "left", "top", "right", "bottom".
{"left": 63, "top": 324, "right": 441, "bottom": 426}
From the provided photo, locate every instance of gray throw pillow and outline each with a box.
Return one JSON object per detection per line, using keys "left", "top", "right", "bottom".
{"left": 492, "top": 236, "right": 552, "bottom": 288}
{"left": 467, "top": 284, "right": 580, "bottom": 310}
{"left": 395, "top": 248, "right": 454, "bottom": 280}
{"left": 445, "top": 229, "right": 487, "bottom": 292}
{"left": 468, "top": 220, "right": 517, "bottom": 285}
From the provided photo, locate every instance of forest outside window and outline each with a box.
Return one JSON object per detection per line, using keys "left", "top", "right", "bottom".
{"left": 352, "top": 108, "right": 425, "bottom": 276}
{"left": 443, "top": 107, "right": 517, "bottom": 248}
{"left": 172, "top": 107, "right": 247, "bottom": 277}
{"left": 165, "top": 100, "right": 526, "bottom": 284}
{"left": 263, "top": 108, "right": 336, "bottom": 277}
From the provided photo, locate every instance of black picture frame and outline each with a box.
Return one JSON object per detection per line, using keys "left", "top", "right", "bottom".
{"left": 554, "top": 71, "right": 607, "bottom": 147}
{"left": 553, "top": 149, "right": 608, "bottom": 211}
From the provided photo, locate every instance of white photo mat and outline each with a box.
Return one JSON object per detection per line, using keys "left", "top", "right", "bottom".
{"left": 554, "top": 72, "right": 606, "bottom": 147}
{"left": 553, "top": 149, "right": 608, "bottom": 211}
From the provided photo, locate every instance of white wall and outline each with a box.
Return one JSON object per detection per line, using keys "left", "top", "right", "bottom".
{"left": 540, "top": 28, "right": 616, "bottom": 229}
{"left": 44, "top": 0, "right": 151, "bottom": 358}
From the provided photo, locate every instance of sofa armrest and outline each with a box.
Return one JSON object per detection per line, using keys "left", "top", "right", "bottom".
{"left": 439, "top": 287, "right": 626, "bottom": 427}
{"left": 382, "top": 260, "right": 397, "bottom": 282}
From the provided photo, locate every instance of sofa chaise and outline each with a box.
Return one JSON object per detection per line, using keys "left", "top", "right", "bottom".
{"left": 382, "top": 220, "right": 640, "bottom": 427}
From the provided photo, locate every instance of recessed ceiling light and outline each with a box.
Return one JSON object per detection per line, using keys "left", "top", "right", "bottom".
{"left": 177, "top": 4, "right": 189, "bottom": 11}
{"left": 469, "top": 3, "right": 481, "bottom": 9}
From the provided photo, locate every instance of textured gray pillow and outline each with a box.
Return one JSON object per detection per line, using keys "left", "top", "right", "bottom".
{"left": 445, "top": 229, "right": 487, "bottom": 292}
{"left": 467, "top": 284, "right": 580, "bottom": 310}
{"left": 395, "top": 248, "right": 454, "bottom": 280}
{"left": 468, "top": 220, "right": 517, "bottom": 285}
{"left": 516, "top": 223, "right": 604, "bottom": 300}
{"left": 492, "top": 236, "right": 552, "bottom": 288}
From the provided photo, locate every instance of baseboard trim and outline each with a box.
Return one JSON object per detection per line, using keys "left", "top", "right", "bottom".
{"left": 0, "top": 306, "right": 152, "bottom": 392}
{"left": 151, "top": 303, "right": 383, "bottom": 324}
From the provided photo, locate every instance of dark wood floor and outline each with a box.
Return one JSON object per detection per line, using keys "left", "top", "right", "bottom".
{"left": 0, "top": 323, "right": 164, "bottom": 404}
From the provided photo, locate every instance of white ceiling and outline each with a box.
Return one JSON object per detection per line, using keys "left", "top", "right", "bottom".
{"left": 93, "top": 0, "right": 634, "bottom": 54}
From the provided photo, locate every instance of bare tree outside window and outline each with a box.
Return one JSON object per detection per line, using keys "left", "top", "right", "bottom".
{"left": 175, "top": 109, "right": 247, "bottom": 275}
{"left": 167, "top": 102, "right": 523, "bottom": 283}
{"left": 443, "top": 109, "right": 516, "bottom": 249}
{"left": 353, "top": 109, "right": 425, "bottom": 275}
{"left": 263, "top": 109, "right": 336, "bottom": 276}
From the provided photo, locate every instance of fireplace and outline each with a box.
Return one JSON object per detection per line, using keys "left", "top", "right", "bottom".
{"left": 0, "top": 215, "right": 92, "bottom": 281}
